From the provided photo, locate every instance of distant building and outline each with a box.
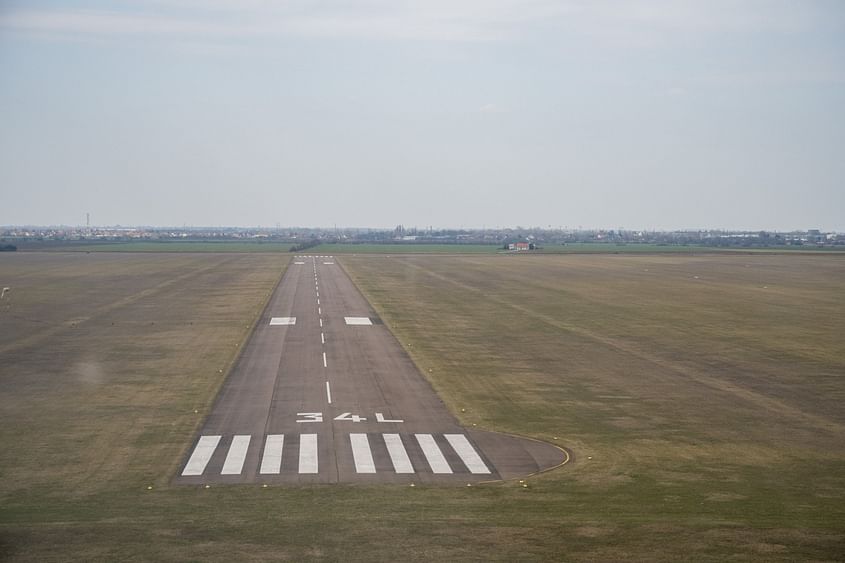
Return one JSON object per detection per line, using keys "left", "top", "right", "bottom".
{"left": 508, "top": 242, "right": 531, "bottom": 251}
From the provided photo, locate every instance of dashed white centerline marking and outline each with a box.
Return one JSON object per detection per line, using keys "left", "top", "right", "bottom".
{"left": 444, "top": 434, "right": 491, "bottom": 474}
{"left": 318, "top": 307, "right": 322, "bottom": 315}
{"left": 317, "top": 298, "right": 320, "bottom": 305}
{"left": 182, "top": 435, "right": 221, "bottom": 476}
{"left": 221, "top": 435, "right": 251, "bottom": 475}
{"left": 350, "top": 434, "right": 376, "bottom": 474}
{"left": 299, "top": 434, "right": 318, "bottom": 474}
{"left": 325, "top": 381, "right": 332, "bottom": 404}
{"left": 321, "top": 332, "right": 325, "bottom": 344}
{"left": 383, "top": 434, "right": 414, "bottom": 474}
{"left": 416, "top": 434, "right": 453, "bottom": 474}
{"left": 259, "top": 434, "right": 284, "bottom": 474}
{"left": 319, "top": 319, "right": 323, "bottom": 328}
{"left": 323, "top": 352, "right": 327, "bottom": 368}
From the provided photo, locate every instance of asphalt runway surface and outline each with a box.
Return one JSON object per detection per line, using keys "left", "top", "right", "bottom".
{"left": 174, "top": 256, "right": 566, "bottom": 485}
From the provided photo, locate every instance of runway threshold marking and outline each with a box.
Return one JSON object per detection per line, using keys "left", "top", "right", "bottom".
{"left": 221, "top": 435, "right": 251, "bottom": 475}
{"left": 350, "top": 433, "right": 377, "bottom": 473}
{"left": 383, "top": 433, "right": 414, "bottom": 473}
{"left": 182, "top": 435, "right": 221, "bottom": 476}
{"left": 445, "top": 434, "right": 491, "bottom": 474}
{"left": 415, "top": 434, "right": 453, "bottom": 474}
{"left": 259, "top": 434, "right": 284, "bottom": 474}
{"left": 299, "top": 434, "right": 319, "bottom": 474}
{"left": 181, "top": 433, "right": 495, "bottom": 477}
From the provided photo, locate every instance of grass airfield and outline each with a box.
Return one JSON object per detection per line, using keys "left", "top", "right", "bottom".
{"left": 1, "top": 251, "right": 843, "bottom": 561}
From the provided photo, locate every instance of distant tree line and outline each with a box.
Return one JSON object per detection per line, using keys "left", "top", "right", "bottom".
{"left": 0, "top": 244, "right": 17, "bottom": 252}
{"left": 289, "top": 238, "right": 322, "bottom": 252}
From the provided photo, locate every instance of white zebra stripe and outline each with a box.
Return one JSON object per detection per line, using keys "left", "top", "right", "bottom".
{"left": 259, "top": 434, "right": 284, "bottom": 474}
{"left": 415, "top": 434, "right": 452, "bottom": 474}
{"left": 350, "top": 434, "right": 376, "bottom": 473}
{"left": 182, "top": 435, "right": 221, "bottom": 476}
{"left": 444, "top": 434, "right": 491, "bottom": 474}
{"left": 383, "top": 433, "right": 414, "bottom": 473}
{"left": 221, "top": 435, "right": 251, "bottom": 475}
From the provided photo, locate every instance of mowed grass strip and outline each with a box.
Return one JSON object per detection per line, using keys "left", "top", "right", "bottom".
{"left": 341, "top": 254, "right": 845, "bottom": 558}
{"left": 1, "top": 252, "right": 844, "bottom": 561}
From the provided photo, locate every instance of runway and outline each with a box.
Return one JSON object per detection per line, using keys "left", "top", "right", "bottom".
{"left": 174, "top": 256, "right": 566, "bottom": 485}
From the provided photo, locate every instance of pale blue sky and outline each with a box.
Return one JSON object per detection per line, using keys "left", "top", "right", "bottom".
{"left": 2, "top": 1, "right": 843, "bottom": 230}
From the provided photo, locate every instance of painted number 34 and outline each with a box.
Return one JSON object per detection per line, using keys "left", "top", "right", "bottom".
{"left": 296, "top": 412, "right": 403, "bottom": 423}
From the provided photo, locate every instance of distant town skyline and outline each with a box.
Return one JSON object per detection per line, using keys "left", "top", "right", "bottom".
{"left": 2, "top": 1, "right": 844, "bottom": 231}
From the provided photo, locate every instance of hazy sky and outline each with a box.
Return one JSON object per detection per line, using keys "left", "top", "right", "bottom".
{"left": 1, "top": 1, "right": 843, "bottom": 230}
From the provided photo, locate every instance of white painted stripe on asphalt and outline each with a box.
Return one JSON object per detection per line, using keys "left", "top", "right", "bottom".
{"left": 322, "top": 351, "right": 327, "bottom": 367}
{"left": 259, "top": 434, "right": 284, "bottom": 474}
{"left": 344, "top": 317, "right": 372, "bottom": 325}
{"left": 221, "top": 435, "right": 251, "bottom": 475}
{"left": 383, "top": 434, "right": 414, "bottom": 474}
{"left": 319, "top": 318, "right": 323, "bottom": 327}
{"left": 269, "top": 317, "right": 296, "bottom": 325}
{"left": 444, "top": 434, "right": 491, "bottom": 474}
{"left": 325, "top": 381, "right": 332, "bottom": 404}
{"left": 299, "top": 434, "right": 318, "bottom": 474}
{"left": 321, "top": 332, "right": 325, "bottom": 344}
{"left": 318, "top": 307, "right": 322, "bottom": 315}
{"left": 182, "top": 435, "right": 221, "bottom": 476}
{"left": 350, "top": 433, "right": 376, "bottom": 473}
{"left": 317, "top": 298, "right": 320, "bottom": 305}
{"left": 415, "top": 434, "right": 452, "bottom": 474}
{"left": 294, "top": 261, "right": 305, "bottom": 265}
